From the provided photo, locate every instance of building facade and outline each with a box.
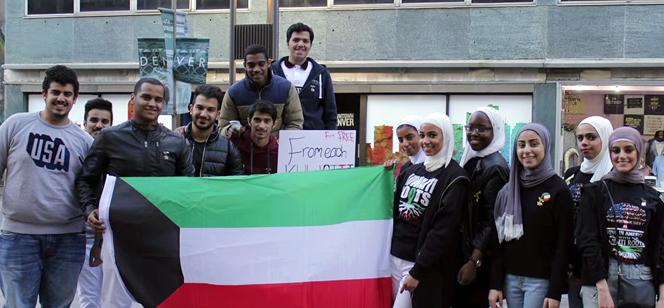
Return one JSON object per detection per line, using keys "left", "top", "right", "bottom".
{"left": 4, "top": 0, "right": 664, "bottom": 171}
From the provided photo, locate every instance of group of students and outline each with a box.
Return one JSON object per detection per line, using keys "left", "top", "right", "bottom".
{"left": 385, "top": 109, "right": 664, "bottom": 308}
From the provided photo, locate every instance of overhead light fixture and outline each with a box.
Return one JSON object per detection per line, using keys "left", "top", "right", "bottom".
{"left": 615, "top": 86, "right": 621, "bottom": 92}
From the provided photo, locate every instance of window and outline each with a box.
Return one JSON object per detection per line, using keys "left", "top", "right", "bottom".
{"left": 401, "top": 0, "right": 461, "bottom": 3}
{"left": 81, "top": 0, "right": 130, "bottom": 11}
{"left": 471, "top": 0, "right": 532, "bottom": 3}
{"left": 280, "top": 0, "right": 326, "bottom": 6}
{"left": 137, "top": 0, "right": 190, "bottom": 10}
{"left": 196, "top": 0, "right": 249, "bottom": 9}
{"left": 27, "top": 0, "right": 73, "bottom": 14}
{"left": 333, "top": 0, "right": 392, "bottom": 4}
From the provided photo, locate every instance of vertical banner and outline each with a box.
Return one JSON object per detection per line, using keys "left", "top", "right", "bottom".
{"left": 173, "top": 38, "right": 210, "bottom": 84}
{"left": 159, "top": 8, "right": 191, "bottom": 115}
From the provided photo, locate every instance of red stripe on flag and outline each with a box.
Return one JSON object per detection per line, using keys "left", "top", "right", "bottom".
{"left": 158, "top": 278, "right": 392, "bottom": 308}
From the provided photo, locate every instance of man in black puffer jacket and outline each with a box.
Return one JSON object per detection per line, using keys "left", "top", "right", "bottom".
{"left": 178, "top": 85, "right": 244, "bottom": 176}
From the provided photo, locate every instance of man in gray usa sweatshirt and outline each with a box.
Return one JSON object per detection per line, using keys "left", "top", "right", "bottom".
{"left": 0, "top": 65, "right": 93, "bottom": 308}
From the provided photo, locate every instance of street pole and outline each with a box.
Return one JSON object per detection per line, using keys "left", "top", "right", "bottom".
{"left": 171, "top": 0, "right": 177, "bottom": 115}
{"left": 229, "top": 0, "right": 237, "bottom": 86}
{"left": 267, "top": 0, "right": 279, "bottom": 60}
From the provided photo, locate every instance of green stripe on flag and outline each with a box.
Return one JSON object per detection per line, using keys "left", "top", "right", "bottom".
{"left": 122, "top": 166, "right": 394, "bottom": 228}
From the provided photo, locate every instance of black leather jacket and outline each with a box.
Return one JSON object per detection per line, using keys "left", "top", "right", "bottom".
{"left": 462, "top": 152, "right": 510, "bottom": 259}
{"left": 181, "top": 123, "right": 245, "bottom": 177}
{"left": 76, "top": 120, "right": 195, "bottom": 217}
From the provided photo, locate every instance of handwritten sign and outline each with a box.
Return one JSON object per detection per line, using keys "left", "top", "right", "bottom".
{"left": 644, "top": 115, "right": 664, "bottom": 135}
{"left": 278, "top": 130, "right": 357, "bottom": 173}
{"left": 625, "top": 95, "right": 645, "bottom": 114}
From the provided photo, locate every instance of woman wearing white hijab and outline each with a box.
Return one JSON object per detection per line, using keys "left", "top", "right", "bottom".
{"left": 384, "top": 116, "right": 427, "bottom": 173}
{"left": 563, "top": 116, "right": 614, "bottom": 308}
{"left": 455, "top": 107, "right": 509, "bottom": 308}
{"left": 390, "top": 113, "right": 469, "bottom": 308}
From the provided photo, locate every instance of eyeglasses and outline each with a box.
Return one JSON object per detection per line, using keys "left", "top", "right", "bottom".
{"left": 464, "top": 126, "right": 492, "bottom": 134}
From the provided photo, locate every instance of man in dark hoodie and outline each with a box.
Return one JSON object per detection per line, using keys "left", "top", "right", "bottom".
{"left": 272, "top": 23, "right": 338, "bottom": 130}
{"left": 229, "top": 100, "right": 279, "bottom": 175}
{"left": 220, "top": 44, "right": 303, "bottom": 137}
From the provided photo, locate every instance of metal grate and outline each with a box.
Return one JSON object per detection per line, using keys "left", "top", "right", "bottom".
{"left": 234, "top": 24, "right": 274, "bottom": 60}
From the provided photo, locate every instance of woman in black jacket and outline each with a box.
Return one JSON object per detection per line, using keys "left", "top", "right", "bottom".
{"left": 489, "top": 123, "right": 573, "bottom": 308}
{"left": 391, "top": 112, "right": 469, "bottom": 308}
{"left": 576, "top": 126, "right": 664, "bottom": 308}
{"left": 564, "top": 116, "right": 613, "bottom": 308}
{"left": 455, "top": 107, "right": 509, "bottom": 308}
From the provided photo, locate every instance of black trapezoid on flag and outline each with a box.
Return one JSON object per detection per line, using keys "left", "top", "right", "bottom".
{"left": 110, "top": 178, "right": 184, "bottom": 308}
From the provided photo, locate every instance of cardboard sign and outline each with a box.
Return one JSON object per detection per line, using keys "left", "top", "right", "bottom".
{"left": 278, "top": 130, "right": 356, "bottom": 173}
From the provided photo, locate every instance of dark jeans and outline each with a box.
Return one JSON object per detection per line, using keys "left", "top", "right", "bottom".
{"left": 0, "top": 230, "right": 85, "bottom": 308}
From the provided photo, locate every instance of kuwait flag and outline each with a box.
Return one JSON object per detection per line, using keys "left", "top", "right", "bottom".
{"left": 98, "top": 166, "right": 394, "bottom": 308}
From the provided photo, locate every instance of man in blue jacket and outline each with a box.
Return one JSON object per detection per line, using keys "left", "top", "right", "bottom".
{"left": 220, "top": 44, "right": 303, "bottom": 137}
{"left": 272, "top": 23, "right": 337, "bottom": 130}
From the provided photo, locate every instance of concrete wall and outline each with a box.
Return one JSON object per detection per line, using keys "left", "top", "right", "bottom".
{"left": 4, "top": 1, "right": 664, "bottom": 65}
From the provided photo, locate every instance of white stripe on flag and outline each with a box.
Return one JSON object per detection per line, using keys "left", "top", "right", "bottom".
{"left": 180, "top": 219, "right": 393, "bottom": 285}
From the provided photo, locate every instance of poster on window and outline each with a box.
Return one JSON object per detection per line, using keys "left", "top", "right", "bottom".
{"left": 563, "top": 95, "right": 585, "bottom": 114}
{"left": 644, "top": 95, "right": 664, "bottom": 115}
{"left": 624, "top": 95, "right": 645, "bottom": 114}
{"left": 624, "top": 115, "right": 644, "bottom": 134}
{"left": 604, "top": 94, "right": 624, "bottom": 114}
{"left": 644, "top": 115, "right": 664, "bottom": 135}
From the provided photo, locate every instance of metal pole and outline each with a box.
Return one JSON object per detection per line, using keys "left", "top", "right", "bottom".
{"left": 171, "top": 0, "right": 177, "bottom": 115}
{"left": 229, "top": 0, "right": 237, "bottom": 86}
{"left": 271, "top": 0, "right": 279, "bottom": 60}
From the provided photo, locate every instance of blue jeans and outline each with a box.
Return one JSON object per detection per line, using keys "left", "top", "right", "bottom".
{"left": 504, "top": 274, "right": 549, "bottom": 308}
{"left": 580, "top": 259, "right": 655, "bottom": 307}
{"left": 0, "top": 230, "right": 85, "bottom": 308}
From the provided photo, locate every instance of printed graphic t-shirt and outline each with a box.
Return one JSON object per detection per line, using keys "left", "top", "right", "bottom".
{"left": 605, "top": 183, "right": 655, "bottom": 264}
{"left": 391, "top": 166, "right": 444, "bottom": 262}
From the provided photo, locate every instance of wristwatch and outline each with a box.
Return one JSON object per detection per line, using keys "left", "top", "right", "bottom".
{"left": 470, "top": 258, "right": 482, "bottom": 268}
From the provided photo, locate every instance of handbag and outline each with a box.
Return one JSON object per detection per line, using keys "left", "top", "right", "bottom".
{"left": 602, "top": 180, "right": 654, "bottom": 308}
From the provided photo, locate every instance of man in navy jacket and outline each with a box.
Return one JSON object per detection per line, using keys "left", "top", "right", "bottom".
{"left": 271, "top": 23, "right": 337, "bottom": 130}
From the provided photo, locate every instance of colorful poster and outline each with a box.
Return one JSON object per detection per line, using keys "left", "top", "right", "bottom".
{"left": 604, "top": 94, "right": 624, "bottom": 115}
{"left": 644, "top": 95, "right": 664, "bottom": 115}
{"left": 448, "top": 95, "right": 532, "bottom": 164}
{"left": 644, "top": 115, "right": 664, "bottom": 135}
{"left": 625, "top": 115, "right": 644, "bottom": 134}
{"left": 563, "top": 95, "right": 585, "bottom": 114}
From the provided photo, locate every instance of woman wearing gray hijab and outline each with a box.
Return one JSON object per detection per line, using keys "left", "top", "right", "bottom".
{"left": 576, "top": 126, "right": 664, "bottom": 308}
{"left": 488, "top": 123, "right": 573, "bottom": 308}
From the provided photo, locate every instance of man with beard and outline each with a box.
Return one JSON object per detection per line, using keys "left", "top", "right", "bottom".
{"left": 76, "top": 78, "right": 194, "bottom": 307}
{"left": 177, "top": 85, "right": 244, "bottom": 176}
{"left": 0, "top": 65, "right": 93, "bottom": 308}
{"left": 229, "top": 100, "right": 279, "bottom": 175}
{"left": 77, "top": 97, "right": 114, "bottom": 308}
{"left": 83, "top": 98, "right": 113, "bottom": 138}
{"left": 219, "top": 44, "right": 303, "bottom": 137}
{"left": 272, "top": 23, "right": 337, "bottom": 130}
